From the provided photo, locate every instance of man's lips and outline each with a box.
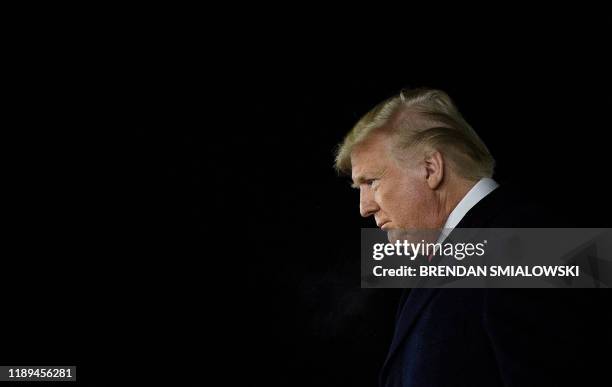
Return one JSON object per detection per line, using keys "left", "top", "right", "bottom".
{"left": 377, "top": 221, "right": 390, "bottom": 230}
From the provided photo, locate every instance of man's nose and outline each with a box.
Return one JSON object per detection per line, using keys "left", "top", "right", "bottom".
{"left": 359, "top": 188, "right": 379, "bottom": 218}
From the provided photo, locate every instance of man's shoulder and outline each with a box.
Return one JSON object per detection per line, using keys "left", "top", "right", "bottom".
{"left": 456, "top": 182, "right": 564, "bottom": 228}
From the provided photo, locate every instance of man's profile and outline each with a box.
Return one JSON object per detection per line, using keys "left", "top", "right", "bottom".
{"left": 334, "top": 88, "right": 603, "bottom": 386}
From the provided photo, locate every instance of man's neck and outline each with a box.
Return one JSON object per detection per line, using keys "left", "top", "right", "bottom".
{"left": 437, "top": 178, "right": 478, "bottom": 227}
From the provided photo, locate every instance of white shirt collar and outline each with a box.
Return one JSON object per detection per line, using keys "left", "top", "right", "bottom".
{"left": 437, "top": 178, "right": 499, "bottom": 243}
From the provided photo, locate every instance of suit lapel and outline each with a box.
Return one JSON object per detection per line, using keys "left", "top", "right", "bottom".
{"left": 380, "top": 288, "right": 439, "bottom": 380}
{"left": 379, "top": 186, "right": 512, "bottom": 384}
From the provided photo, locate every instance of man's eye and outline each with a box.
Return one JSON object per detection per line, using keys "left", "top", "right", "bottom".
{"left": 366, "top": 179, "right": 377, "bottom": 186}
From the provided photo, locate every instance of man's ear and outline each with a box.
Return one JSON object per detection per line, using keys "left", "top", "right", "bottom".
{"left": 424, "top": 150, "right": 444, "bottom": 190}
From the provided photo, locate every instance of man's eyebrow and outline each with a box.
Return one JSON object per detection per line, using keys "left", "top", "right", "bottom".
{"left": 350, "top": 175, "right": 370, "bottom": 188}
{"left": 351, "top": 168, "right": 386, "bottom": 188}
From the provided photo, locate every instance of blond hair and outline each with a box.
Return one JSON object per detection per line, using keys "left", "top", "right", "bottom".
{"left": 334, "top": 88, "right": 495, "bottom": 181}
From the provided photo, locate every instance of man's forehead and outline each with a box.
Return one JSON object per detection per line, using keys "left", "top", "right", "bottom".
{"left": 351, "top": 153, "right": 388, "bottom": 184}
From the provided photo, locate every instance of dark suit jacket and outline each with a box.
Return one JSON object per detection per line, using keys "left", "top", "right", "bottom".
{"left": 380, "top": 184, "right": 609, "bottom": 387}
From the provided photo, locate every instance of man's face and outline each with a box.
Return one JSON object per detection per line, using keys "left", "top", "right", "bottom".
{"left": 351, "top": 132, "right": 442, "bottom": 232}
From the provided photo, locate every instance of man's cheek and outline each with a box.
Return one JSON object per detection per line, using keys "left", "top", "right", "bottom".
{"left": 377, "top": 187, "right": 392, "bottom": 204}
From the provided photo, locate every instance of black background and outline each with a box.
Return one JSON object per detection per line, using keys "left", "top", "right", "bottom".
{"left": 159, "top": 50, "right": 611, "bottom": 386}
{"left": 158, "top": 58, "right": 612, "bottom": 385}
{"left": 3, "top": 21, "right": 611, "bottom": 386}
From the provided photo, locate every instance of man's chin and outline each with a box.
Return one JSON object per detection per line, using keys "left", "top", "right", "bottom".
{"left": 386, "top": 229, "right": 440, "bottom": 244}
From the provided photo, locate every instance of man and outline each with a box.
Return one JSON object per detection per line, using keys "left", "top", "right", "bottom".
{"left": 335, "top": 88, "right": 605, "bottom": 386}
